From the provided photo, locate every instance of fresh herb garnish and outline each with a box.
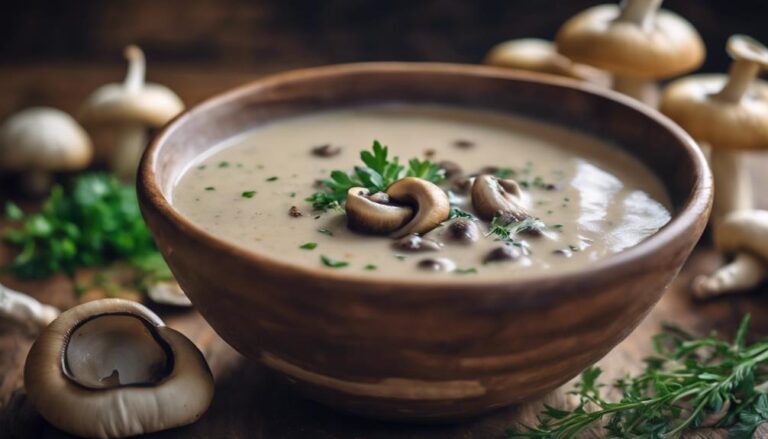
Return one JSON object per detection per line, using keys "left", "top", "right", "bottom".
{"left": 317, "top": 227, "right": 333, "bottom": 236}
{"left": 448, "top": 207, "right": 475, "bottom": 220}
{"left": 205, "top": 186, "right": 215, "bottom": 191}
{"left": 218, "top": 161, "right": 230, "bottom": 168}
{"left": 266, "top": 176, "right": 278, "bottom": 182}
{"left": 2, "top": 173, "right": 171, "bottom": 289}
{"left": 508, "top": 315, "right": 768, "bottom": 438}
{"left": 454, "top": 267, "right": 478, "bottom": 274}
{"left": 307, "top": 140, "right": 445, "bottom": 210}
{"left": 320, "top": 255, "right": 348, "bottom": 268}
{"left": 488, "top": 214, "right": 546, "bottom": 242}
{"left": 241, "top": 191, "right": 256, "bottom": 198}
{"left": 364, "top": 264, "right": 377, "bottom": 270}
{"left": 299, "top": 242, "right": 318, "bottom": 250}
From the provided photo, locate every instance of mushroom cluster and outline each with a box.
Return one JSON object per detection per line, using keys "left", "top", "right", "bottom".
{"left": 344, "top": 167, "right": 544, "bottom": 270}
{"left": 660, "top": 35, "right": 768, "bottom": 297}
{"left": 25, "top": 299, "right": 213, "bottom": 438}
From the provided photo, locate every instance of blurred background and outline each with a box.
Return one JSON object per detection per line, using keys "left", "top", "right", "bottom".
{"left": 0, "top": 0, "right": 766, "bottom": 119}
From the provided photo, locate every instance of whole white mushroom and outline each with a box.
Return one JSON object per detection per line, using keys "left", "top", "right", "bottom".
{"left": 0, "top": 107, "right": 92, "bottom": 195}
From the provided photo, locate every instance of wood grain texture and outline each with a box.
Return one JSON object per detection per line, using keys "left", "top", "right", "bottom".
{"left": 137, "top": 63, "right": 711, "bottom": 419}
{"left": 1, "top": 64, "right": 766, "bottom": 438}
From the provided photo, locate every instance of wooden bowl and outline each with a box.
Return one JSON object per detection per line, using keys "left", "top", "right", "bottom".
{"left": 138, "top": 63, "right": 712, "bottom": 421}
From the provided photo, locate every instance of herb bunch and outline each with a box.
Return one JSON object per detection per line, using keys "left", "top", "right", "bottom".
{"left": 307, "top": 140, "right": 445, "bottom": 210}
{"left": 3, "top": 173, "right": 171, "bottom": 289}
{"left": 508, "top": 315, "right": 768, "bottom": 438}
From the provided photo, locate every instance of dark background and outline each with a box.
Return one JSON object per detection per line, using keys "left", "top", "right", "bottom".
{"left": 1, "top": 0, "right": 767, "bottom": 73}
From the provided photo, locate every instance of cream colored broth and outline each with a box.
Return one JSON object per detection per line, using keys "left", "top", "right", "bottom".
{"left": 172, "top": 104, "right": 671, "bottom": 280}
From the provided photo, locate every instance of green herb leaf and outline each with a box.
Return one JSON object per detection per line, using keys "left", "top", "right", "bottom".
{"left": 320, "top": 255, "right": 348, "bottom": 268}
{"left": 317, "top": 227, "right": 333, "bottom": 236}
{"left": 364, "top": 264, "right": 377, "bottom": 270}
{"left": 448, "top": 207, "right": 475, "bottom": 220}
{"left": 241, "top": 191, "right": 256, "bottom": 198}
{"left": 300, "top": 242, "right": 318, "bottom": 250}
{"left": 266, "top": 176, "right": 278, "bottom": 182}
{"left": 454, "top": 267, "right": 477, "bottom": 274}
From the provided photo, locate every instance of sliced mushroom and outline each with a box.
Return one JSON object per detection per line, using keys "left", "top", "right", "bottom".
{"left": 471, "top": 175, "right": 531, "bottom": 221}
{"left": 393, "top": 234, "right": 442, "bottom": 252}
{"left": 417, "top": 258, "right": 456, "bottom": 272}
{"left": 147, "top": 281, "right": 192, "bottom": 307}
{"left": 386, "top": 177, "right": 451, "bottom": 238}
{"left": 483, "top": 245, "right": 523, "bottom": 264}
{"left": 447, "top": 218, "right": 480, "bottom": 243}
{"left": 24, "top": 299, "right": 213, "bottom": 438}
{"left": 345, "top": 187, "right": 414, "bottom": 234}
{"left": 0, "top": 283, "right": 59, "bottom": 334}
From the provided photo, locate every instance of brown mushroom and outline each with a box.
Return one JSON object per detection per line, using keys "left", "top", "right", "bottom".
{"left": 417, "top": 258, "right": 456, "bottom": 272}
{"left": 24, "top": 299, "right": 213, "bottom": 438}
{"left": 556, "top": 0, "right": 705, "bottom": 106}
{"left": 483, "top": 245, "right": 523, "bottom": 264}
{"left": 393, "top": 234, "right": 443, "bottom": 252}
{"left": 661, "top": 35, "right": 768, "bottom": 296}
{"left": 0, "top": 283, "right": 59, "bottom": 334}
{"left": 385, "top": 177, "right": 451, "bottom": 238}
{"left": 345, "top": 187, "right": 414, "bottom": 234}
{"left": 471, "top": 175, "right": 531, "bottom": 221}
{"left": 485, "top": 38, "right": 609, "bottom": 85}
{"left": 447, "top": 218, "right": 480, "bottom": 243}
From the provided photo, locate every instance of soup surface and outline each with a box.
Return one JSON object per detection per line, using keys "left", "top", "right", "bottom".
{"left": 172, "top": 104, "right": 671, "bottom": 280}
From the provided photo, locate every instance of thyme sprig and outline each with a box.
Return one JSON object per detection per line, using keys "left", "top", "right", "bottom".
{"left": 307, "top": 140, "right": 445, "bottom": 210}
{"left": 508, "top": 315, "right": 768, "bottom": 438}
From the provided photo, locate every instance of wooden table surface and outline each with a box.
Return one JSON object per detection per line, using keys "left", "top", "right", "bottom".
{"left": 1, "top": 64, "right": 768, "bottom": 438}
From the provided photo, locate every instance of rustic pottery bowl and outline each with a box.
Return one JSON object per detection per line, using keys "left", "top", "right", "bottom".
{"left": 138, "top": 63, "right": 712, "bottom": 421}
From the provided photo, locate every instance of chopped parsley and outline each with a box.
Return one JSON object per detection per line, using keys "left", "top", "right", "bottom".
{"left": 364, "top": 264, "right": 377, "bottom": 270}
{"left": 448, "top": 207, "right": 475, "bottom": 220}
{"left": 205, "top": 186, "right": 215, "bottom": 191}
{"left": 454, "top": 267, "right": 478, "bottom": 274}
{"left": 241, "top": 191, "right": 256, "bottom": 198}
{"left": 320, "top": 255, "right": 348, "bottom": 268}
{"left": 266, "top": 176, "right": 278, "bottom": 182}
{"left": 488, "top": 214, "right": 547, "bottom": 241}
{"left": 218, "top": 161, "right": 230, "bottom": 168}
{"left": 317, "top": 227, "right": 333, "bottom": 236}
{"left": 299, "top": 242, "right": 318, "bottom": 250}
{"left": 307, "top": 140, "right": 445, "bottom": 210}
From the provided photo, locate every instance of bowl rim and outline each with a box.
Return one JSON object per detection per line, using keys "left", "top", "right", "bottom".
{"left": 139, "top": 62, "right": 712, "bottom": 290}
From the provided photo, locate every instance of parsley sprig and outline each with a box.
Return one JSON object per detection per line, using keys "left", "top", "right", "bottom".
{"left": 307, "top": 140, "right": 445, "bottom": 210}
{"left": 2, "top": 174, "right": 171, "bottom": 291}
{"left": 508, "top": 315, "right": 768, "bottom": 438}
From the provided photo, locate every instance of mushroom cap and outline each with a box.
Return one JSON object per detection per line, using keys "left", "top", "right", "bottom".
{"left": 79, "top": 83, "right": 184, "bottom": 127}
{"left": 385, "top": 177, "right": 451, "bottom": 238}
{"left": 471, "top": 175, "right": 531, "bottom": 221}
{"left": 714, "top": 210, "right": 768, "bottom": 261}
{"left": 24, "top": 299, "right": 214, "bottom": 438}
{"left": 660, "top": 74, "right": 768, "bottom": 151}
{"left": 484, "top": 38, "right": 609, "bottom": 84}
{"left": 555, "top": 5, "right": 705, "bottom": 79}
{"left": 0, "top": 107, "right": 92, "bottom": 171}
{"left": 345, "top": 187, "right": 414, "bottom": 234}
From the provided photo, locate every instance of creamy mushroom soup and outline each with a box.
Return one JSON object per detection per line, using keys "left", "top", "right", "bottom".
{"left": 172, "top": 104, "right": 671, "bottom": 280}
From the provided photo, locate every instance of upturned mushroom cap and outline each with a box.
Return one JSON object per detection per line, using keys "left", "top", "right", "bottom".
{"left": 555, "top": 3, "right": 704, "bottom": 79}
{"left": 385, "top": 177, "right": 451, "bottom": 238}
{"left": 471, "top": 175, "right": 531, "bottom": 221}
{"left": 345, "top": 187, "right": 414, "bottom": 234}
{"left": 484, "top": 38, "right": 608, "bottom": 84}
{"left": 660, "top": 36, "right": 768, "bottom": 151}
{"left": 24, "top": 299, "right": 214, "bottom": 438}
{"left": 0, "top": 107, "right": 92, "bottom": 171}
{"left": 79, "top": 46, "right": 184, "bottom": 128}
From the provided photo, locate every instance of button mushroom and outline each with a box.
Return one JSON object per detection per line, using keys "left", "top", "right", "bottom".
{"left": 79, "top": 45, "right": 184, "bottom": 180}
{"left": 471, "top": 175, "right": 531, "bottom": 221}
{"left": 0, "top": 283, "right": 59, "bottom": 334}
{"left": 345, "top": 187, "right": 414, "bottom": 234}
{"left": 483, "top": 245, "right": 523, "bottom": 264}
{"left": 385, "top": 177, "right": 451, "bottom": 238}
{"left": 24, "top": 299, "right": 214, "bottom": 438}
{"left": 485, "top": 38, "right": 609, "bottom": 85}
{"left": 417, "top": 257, "right": 456, "bottom": 272}
{"left": 447, "top": 217, "right": 480, "bottom": 244}
{"left": 0, "top": 107, "right": 92, "bottom": 195}
{"left": 556, "top": 0, "right": 705, "bottom": 106}
{"left": 393, "top": 234, "right": 443, "bottom": 252}
{"left": 661, "top": 35, "right": 768, "bottom": 297}
{"left": 693, "top": 210, "right": 768, "bottom": 298}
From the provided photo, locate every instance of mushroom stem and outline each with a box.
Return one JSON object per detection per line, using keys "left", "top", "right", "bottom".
{"left": 710, "top": 148, "right": 753, "bottom": 222}
{"left": 123, "top": 45, "right": 146, "bottom": 93}
{"left": 692, "top": 253, "right": 767, "bottom": 299}
{"left": 612, "top": 75, "right": 659, "bottom": 106}
{"left": 19, "top": 169, "right": 53, "bottom": 197}
{"left": 0, "top": 283, "right": 59, "bottom": 333}
{"left": 112, "top": 123, "right": 148, "bottom": 180}
{"left": 617, "top": 0, "right": 663, "bottom": 30}
{"left": 714, "top": 59, "right": 760, "bottom": 103}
